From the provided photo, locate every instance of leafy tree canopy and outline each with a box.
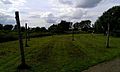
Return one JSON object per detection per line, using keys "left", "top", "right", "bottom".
{"left": 3, "top": 25, "right": 13, "bottom": 30}
{"left": 94, "top": 6, "right": 120, "bottom": 33}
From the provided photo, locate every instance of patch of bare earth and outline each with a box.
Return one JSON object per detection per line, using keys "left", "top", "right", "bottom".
{"left": 82, "top": 58, "right": 120, "bottom": 72}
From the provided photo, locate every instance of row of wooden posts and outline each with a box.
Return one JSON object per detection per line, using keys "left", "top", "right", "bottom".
{"left": 15, "top": 11, "right": 110, "bottom": 69}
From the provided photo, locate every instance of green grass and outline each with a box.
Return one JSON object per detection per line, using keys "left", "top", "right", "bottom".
{"left": 0, "top": 34, "right": 120, "bottom": 72}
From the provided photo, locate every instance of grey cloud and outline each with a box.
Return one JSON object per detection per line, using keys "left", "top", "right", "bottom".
{"left": 76, "top": 0, "right": 102, "bottom": 8}
{"left": 29, "top": 15, "right": 41, "bottom": 18}
{"left": 60, "top": 9, "right": 85, "bottom": 20}
{"left": 1, "top": 0, "right": 12, "bottom": 4}
{"left": 46, "top": 14, "right": 58, "bottom": 23}
{"left": 0, "top": 13, "right": 15, "bottom": 24}
{"left": 72, "top": 9, "right": 84, "bottom": 19}
{"left": 58, "top": 0, "right": 102, "bottom": 8}
{"left": 5, "top": 19, "right": 15, "bottom": 24}
{"left": 58, "top": 0, "right": 73, "bottom": 5}
{"left": 0, "top": 13, "right": 7, "bottom": 24}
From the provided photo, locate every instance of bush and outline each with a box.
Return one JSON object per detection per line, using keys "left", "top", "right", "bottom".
{"left": 30, "top": 32, "right": 52, "bottom": 38}
{"left": 0, "top": 34, "right": 18, "bottom": 43}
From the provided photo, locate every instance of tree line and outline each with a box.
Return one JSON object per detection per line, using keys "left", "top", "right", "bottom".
{"left": 0, "top": 19, "right": 93, "bottom": 33}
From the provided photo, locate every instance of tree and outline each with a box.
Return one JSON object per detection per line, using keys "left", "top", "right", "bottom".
{"left": 48, "top": 24, "right": 58, "bottom": 33}
{"left": 94, "top": 6, "right": 120, "bottom": 33}
{"left": 13, "top": 25, "right": 18, "bottom": 31}
{"left": 3, "top": 25, "right": 13, "bottom": 30}
{"left": 40, "top": 27, "right": 47, "bottom": 32}
{"left": 34, "top": 27, "right": 41, "bottom": 32}
{"left": 73, "top": 22, "right": 79, "bottom": 30}
{"left": 57, "top": 20, "right": 72, "bottom": 33}
{"left": 0, "top": 24, "right": 3, "bottom": 30}
{"left": 48, "top": 20, "right": 72, "bottom": 34}
{"left": 21, "top": 26, "right": 26, "bottom": 32}
{"left": 73, "top": 20, "right": 91, "bottom": 31}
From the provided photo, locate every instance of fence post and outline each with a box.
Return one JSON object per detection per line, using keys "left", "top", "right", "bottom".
{"left": 71, "top": 22, "right": 74, "bottom": 41}
{"left": 25, "top": 23, "right": 29, "bottom": 47}
{"left": 15, "top": 11, "right": 29, "bottom": 69}
{"left": 28, "top": 26, "right": 30, "bottom": 41}
{"left": 106, "top": 23, "right": 110, "bottom": 48}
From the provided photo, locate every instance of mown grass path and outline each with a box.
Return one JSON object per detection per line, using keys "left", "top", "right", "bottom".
{"left": 0, "top": 34, "right": 120, "bottom": 72}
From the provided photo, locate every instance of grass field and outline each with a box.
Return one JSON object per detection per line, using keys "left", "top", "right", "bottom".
{"left": 0, "top": 34, "right": 120, "bottom": 72}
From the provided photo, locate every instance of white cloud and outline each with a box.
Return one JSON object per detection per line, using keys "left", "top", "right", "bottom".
{"left": 0, "top": 0, "right": 28, "bottom": 25}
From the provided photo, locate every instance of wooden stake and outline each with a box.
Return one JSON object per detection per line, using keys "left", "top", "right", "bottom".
{"left": 15, "top": 11, "right": 29, "bottom": 69}
{"left": 28, "top": 26, "right": 30, "bottom": 41}
{"left": 25, "top": 23, "right": 29, "bottom": 47}
{"left": 106, "top": 23, "right": 110, "bottom": 48}
{"left": 72, "top": 28, "right": 74, "bottom": 41}
{"left": 71, "top": 22, "right": 74, "bottom": 41}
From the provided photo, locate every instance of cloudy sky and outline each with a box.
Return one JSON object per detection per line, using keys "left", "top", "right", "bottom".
{"left": 0, "top": 0, "right": 120, "bottom": 28}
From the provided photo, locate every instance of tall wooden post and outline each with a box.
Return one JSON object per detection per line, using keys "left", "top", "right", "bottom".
{"left": 15, "top": 11, "right": 29, "bottom": 69}
{"left": 106, "top": 23, "right": 110, "bottom": 48}
{"left": 25, "top": 23, "right": 28, "bottom": 47}
{"left": 71, "top": 22, "right": 74, "bottom": 41}
{"left": 28, "top": 26, "right": 30, "bottom": 41}
{"left": 72, "top": 28, "right": 74, "bottom": 41}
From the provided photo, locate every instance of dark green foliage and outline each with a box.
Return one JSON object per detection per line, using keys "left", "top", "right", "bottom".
{"left": 73, "top": 20, "right": 91, "bottom": 32}
{"left": 73, "top": 22, "right": 79, "bottom": 30}
{"left": 34, "top": 27, "right": 41, "bottom": 32}
{"left": 0, "top": 32, "right": 18, "bottom": 43}
{"left": 31, "top": 27, "right": 47, "bottom": 32}
{"left": 57, "top": 20, "right": 72, "bottom": 33}
{"left": 94, "top": 6, "right": 120, "bottom": 33}
{"left": 48, "top": 24, "right": 58, "bottom": 33}
{"left": 21, "top": 26, "right": 26, "bottom": 32}
{"left": 48, "top": 20, "right": 72, "bottom": 34}
{"left": 40, "top": 27, "right": 47, "bottom": 32}
{"left": 30, "top": 32, "right": 52, "bottom": 38}
{"left": 0, "top": 24, "right": 3, "bottom": 30}
{"left": 3, "top": 25, "right": 13, "bottom": 30}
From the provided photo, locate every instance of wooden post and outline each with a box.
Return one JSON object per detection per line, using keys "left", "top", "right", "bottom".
{"left": 15, "top": 11, "right": 29, "bottom": 69}
{"left": 71, "top": 22, "right": 74, "bottom": 41}
{"left": 25, "top": 23, "right": 29, "bottom": 47}
{"left": 28, "top": 26, "right": 30, "bottom": 41}
{"left": 106, "top": 23, "right": 110, "bottom": 48}
{"left": 72, "top": 28, "right": 74, "bottom": 41}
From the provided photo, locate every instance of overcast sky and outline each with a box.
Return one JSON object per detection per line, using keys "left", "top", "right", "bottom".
{"left": 0, "top": 0, "right": 120, "bottom": 28}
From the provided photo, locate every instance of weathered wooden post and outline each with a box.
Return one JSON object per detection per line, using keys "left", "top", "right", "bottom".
{"left": 72, "top": 22, "right": 74, "bottom": 41}
{"left": 15, "top": 11, "right": 29, "bottom": 69}
{"left": 72, "top": 28, "right": 74, "bottom": 41}
{"left": 25, "top": 23, "right": 29, "bottom": 47}
{"left": 28, "top": 26, "right": 30, "bottom": 41}
{"left": 106, "top": 23, "right": 110, "bottom": 48}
